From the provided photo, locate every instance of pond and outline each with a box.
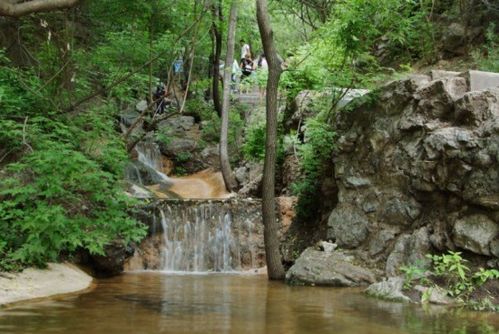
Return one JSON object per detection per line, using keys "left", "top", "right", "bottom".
{"left": 0, "top": 273, "right": 497, "bottom": 334}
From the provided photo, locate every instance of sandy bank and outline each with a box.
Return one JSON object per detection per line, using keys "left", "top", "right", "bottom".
{"left": 0, "top": 263, "right": 93, "bottom": 307}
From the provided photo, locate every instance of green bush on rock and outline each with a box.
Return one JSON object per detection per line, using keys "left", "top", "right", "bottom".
{"left": 0, "top": 138, "right": 147, "bottom": 271}
{"left": 292, "top": 115, "right": 336, "bottom": 221}
{"left": 400, "top": 251, "right": 499, "bottom": 311}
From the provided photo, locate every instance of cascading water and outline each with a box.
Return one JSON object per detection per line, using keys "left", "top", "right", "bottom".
{"left": 124, "top": 138, "right": 174, "bottom": 195}
{"left": 122, "top": 134, "right": 264, "bottom": 273}
{"left": 126, "top": 199, "right": 265, "bottom": 273}
{"left": 135, "top": 141, "right": 171, "bottom": 182}
{"left": 136, "top": 141, "right": 162, "bottom": 171}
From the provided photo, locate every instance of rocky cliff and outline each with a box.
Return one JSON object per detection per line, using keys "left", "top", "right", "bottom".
{"left": 287, "top": 71, "right": 499, "bottom": 282}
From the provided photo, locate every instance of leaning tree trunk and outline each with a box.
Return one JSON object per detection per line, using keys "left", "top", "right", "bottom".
{"left": 256, "top": 0, "right": 286, "bottom": 280}
{"left": 219, "top": 0, "right": 238, "bottom": 192}
{"left": 211, "top": 0, "right": 223, "bottom": 116}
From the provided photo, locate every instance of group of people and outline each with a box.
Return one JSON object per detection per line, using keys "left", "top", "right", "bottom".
{"left": 232, "top": 40, "right": 268, "bottom": 94}
{"left": 153, "top": 40, "right": 269, "bottom": 113}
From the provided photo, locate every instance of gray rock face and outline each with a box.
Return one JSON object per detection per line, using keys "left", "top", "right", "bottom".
{"left": 463, "top": 70, "right": 499, "bottom": 92}
{"left": 286, "top": 248, "right": 376, "bottom": 287}
{"left": 327, "top": 205, "right": 369, "bottom": 248}
{"left": 453, "top": 214, "right": 498, "bottom": 256}
{"left": 159, "top": 116, "right": 195, "bottom": 135}
{"left": 385, "top": 227, "right": 431, "bottom": 277}
{"left": 234, "top": 166, "right": 248, "bottom": 185}
{"left": 491, "top": 239, "right": 499, "bottom": 258}
{"left": 160, "top": 138, "right": 197, "bottom": 156}
{"left": 308, "top": 71, "right": 499, "bottom": 276}
{"left": 200, "top": 146, "right": 220, "bottom": 169}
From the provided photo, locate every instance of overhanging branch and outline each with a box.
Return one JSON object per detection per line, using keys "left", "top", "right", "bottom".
{"left": 0, "top": 0, "right": 80, "bottom": 18}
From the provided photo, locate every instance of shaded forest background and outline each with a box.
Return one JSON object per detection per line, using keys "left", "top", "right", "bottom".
{"left": 0, "top": 0, "right": 498, "bottom": 271}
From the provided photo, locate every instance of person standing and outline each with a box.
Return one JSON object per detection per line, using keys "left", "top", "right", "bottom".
{"left": 153, "top": 82, "right": 167, "bottom": 114}
{"left": 240, "top": 53, "right": 255, "bottom": 93}
{"left": 240, "top": 53, "right": 255, "bottom": 78}
{"left": 240, "top": 39, "right": 250, "bottom": 61}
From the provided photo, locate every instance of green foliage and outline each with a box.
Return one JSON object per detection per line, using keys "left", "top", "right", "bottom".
{"left": 0, "top": 57, "right": 146, "bottom": 270}
{"left": 175, "top": 151, "right": 192, "bottom": 163}
{"left": 427, "top": 251, "right": 471, "bottom": 296}
{"left": 191, "top": 98, "right": 244, "bottom": 157}
{"left": 291, "top": 111, "right": 336, "bottom": 220}
{"left": 0, "top": 142, "right": 146, "bottom": 269}
{"left": 279, "top": 0, "right": 436, "bottom": 101}
{"left": 426, "top": 251, "right": 499, "bottom": 309}
{"left": 473, "top": 23, "right": 499, "bottom": 72}
{"left": 242, "top": 122, "right": 266, "bottom": 161}
{"left": 472, "top": 268, "right": 499, "bottom": 287}
{"left": 0, "top": 145, "right": 143, "bottom": 265}
{"left": 400, "top": 263, "right": 427, "bottom": 289}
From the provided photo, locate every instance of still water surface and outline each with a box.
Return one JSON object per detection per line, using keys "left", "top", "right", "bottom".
{"left": 0, "top": 273, "right": 497, "bottom": 334}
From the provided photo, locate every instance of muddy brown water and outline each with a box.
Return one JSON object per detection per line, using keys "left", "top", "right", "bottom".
{"left": 0, "top": 273, "right": 497, "bottom": 334}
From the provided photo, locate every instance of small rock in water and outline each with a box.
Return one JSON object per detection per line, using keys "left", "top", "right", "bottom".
{"left": 365, "top": 277, "right": 411, "bottom": 303}
{"left": 414, "top": 285, "right": 455, "bottom": 305}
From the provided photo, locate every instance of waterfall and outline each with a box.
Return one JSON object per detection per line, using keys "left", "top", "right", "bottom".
{"left": 136, "top": 141, "right": 163, "bottom": 171}
{"left": 124, "top": 139, "right": 172, "bottom": 189}
{"left": 126, "top": 199, "right": 265, "bottom": 273}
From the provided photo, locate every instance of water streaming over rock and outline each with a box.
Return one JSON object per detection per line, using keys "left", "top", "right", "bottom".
{"left": 136, "top": 141, "right": 162, "bottom": 172}
{"left": 123, "top": 139, "right": 264, "bottom": 272}
{"left": 124, "top": 139, "right": 172, "bottom": 188}
{"left": 126, "top": 199, "right": 265, "bottom": 272}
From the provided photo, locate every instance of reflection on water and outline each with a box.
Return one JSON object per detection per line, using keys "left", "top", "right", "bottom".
{"left": 0, "top": 273, "right": 497, "bottom": 334}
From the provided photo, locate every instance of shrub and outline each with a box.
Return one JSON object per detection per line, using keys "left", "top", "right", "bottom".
{"left": 473, "top": 23, "right": 499, "bottom": 72}
{"left": 292, "top": 114, "right": 336, "bottom": 220}
{"left": 0, "top": 139, "right": 146, "bottom": 270}
{"left": 0, "top": 61, "right": 147, "bottom": 270}
{"left": 242, "top": 122, "right": 266, "bottom": 161}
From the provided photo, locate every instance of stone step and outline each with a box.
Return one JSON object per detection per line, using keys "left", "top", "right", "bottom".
{"left": 429, "top": 69, "right": 499, "bottom": 92}
{"left": 430, "top": 70, "right": 460, "bottom": 80}
{"left": 462, "top": 70, "right": 499, "bottom": 92}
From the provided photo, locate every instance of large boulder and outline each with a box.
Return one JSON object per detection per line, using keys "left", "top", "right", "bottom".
{"left": 453, "top": 214, "right": 498, "bottom": 256}
{"left": 285, "top": 248, "right": 376, "bottom": 287}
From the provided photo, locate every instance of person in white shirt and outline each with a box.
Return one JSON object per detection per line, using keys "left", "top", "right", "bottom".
{"left": 240, "top": 40, "right": 250, "bottom": 61}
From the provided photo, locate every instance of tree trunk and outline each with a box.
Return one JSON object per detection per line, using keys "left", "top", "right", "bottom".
{"left": 219, "top": 0, "right": 238, "bottom": 192}
{"left": 256, "top": 0, "right": 286, "bottom": 280}
{"left": 148, "top": 19, "right": 154, "bottom": 104}
{"left": 211, "top": 0, "right": 223, "bottom": 116}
